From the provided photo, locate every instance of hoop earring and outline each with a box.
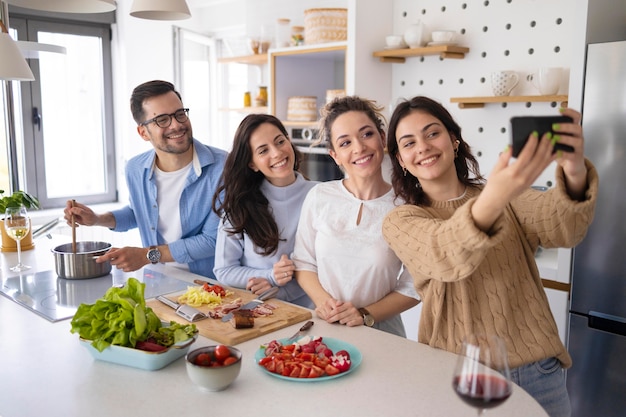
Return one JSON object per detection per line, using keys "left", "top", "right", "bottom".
{"left": 454, "top": 148, "right": 459, "bottom": 158}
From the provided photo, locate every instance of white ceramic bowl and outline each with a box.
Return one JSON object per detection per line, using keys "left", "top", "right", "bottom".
{"left": 385, "top": 35, "right": 405, "bottom": 48}
{"left": 431, "top": 30, "right": 457, "bottom": 43}
{"left": 186, "top": 346, "right": 242, "bottom": 391}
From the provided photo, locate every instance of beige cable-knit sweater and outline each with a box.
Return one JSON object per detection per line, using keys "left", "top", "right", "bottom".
{"left": 382, "top": 160, "right": 598, "bottom": 369}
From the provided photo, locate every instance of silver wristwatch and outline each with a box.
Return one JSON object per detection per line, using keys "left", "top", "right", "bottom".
{"left": 146, "top": 246, "right": 161, "bottom": 264}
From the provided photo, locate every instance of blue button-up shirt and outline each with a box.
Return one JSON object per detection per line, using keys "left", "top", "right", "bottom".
{"left": 111, "top": 138, "right": 227, "bottom": 278}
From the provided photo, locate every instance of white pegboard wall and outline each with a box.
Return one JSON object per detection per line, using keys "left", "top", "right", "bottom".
{"left": 390, "top": 0, "right": 578, "bottom": 187}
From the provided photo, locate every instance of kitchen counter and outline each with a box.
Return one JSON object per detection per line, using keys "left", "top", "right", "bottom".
{"left": 0, "top": 236, "right": 548, "bottom": 417}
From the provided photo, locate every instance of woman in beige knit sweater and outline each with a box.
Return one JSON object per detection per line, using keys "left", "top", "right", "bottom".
{"left": 382, "top": 96, "right": 598, "bottom": 417}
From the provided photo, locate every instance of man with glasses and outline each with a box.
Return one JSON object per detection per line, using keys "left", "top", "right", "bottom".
{"left": 64, "top": 80, "right": 227, "bottom": 278}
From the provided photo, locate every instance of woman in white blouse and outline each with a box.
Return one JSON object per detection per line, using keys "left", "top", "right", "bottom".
{"left": 292, "top": 96, "right": 419, "bottom": 337}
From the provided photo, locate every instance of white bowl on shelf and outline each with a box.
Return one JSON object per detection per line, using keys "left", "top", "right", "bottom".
{"left": 431, "top": 30, "right": 457, "bottom": 43}
{"left": 385, "top": 35, "right": 406, "bottom": 49}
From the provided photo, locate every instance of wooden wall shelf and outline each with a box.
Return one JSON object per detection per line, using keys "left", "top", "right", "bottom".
{"left": 218, "top": 106, "right": 268, "bottom": 113}
{"left": 372, "top": 45, "right": 470, "bottom": 63}
{"left": 218, "top": 53, "right": 268, "bottom": 65}
{"left": 450, "top": 95, "right": 569, "bottom": 109}
{"left": 282, "top": 120, "right": 318, "bottom": 128}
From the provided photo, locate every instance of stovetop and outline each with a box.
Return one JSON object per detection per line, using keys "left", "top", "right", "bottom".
{"left": 0, "top": 268, "right": 190, "bottom": 322}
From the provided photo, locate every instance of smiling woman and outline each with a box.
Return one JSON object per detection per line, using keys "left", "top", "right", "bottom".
{"left": 212, "top": 113, "right": 317, "bottom": 309}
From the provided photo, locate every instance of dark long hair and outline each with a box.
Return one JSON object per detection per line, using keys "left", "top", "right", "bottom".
{"left": 212, "top": 114, "right": 302, "bottom": 255}
{"left": 387, "top": 96, "right": 484, "bottom": 206}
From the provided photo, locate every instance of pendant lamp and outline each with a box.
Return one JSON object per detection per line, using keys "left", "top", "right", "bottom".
{"left": 0, "top": 21, "right": 34, "bottom": 81}
{"left": 130, "top": 0, "right": 191, "bottom": 21}
{"left": 6, "top": 0, "right": 116, "bottom": 13}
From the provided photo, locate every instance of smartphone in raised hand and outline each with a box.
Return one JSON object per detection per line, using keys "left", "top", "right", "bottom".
{"left": 510, "top": 115, "right": 574, "bottom": 157}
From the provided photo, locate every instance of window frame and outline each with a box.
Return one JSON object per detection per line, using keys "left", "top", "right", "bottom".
{"left": 7, "top": 8, "right": 116, "bottom": 209}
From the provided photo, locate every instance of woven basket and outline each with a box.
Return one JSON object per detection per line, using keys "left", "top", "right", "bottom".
{"left": 287, "top": 96, "right": 318, "bottom": 121}
{"left": 304, "top": 8, "right": 347, "bottom": 45}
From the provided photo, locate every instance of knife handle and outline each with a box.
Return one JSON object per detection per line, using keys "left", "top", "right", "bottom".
{"left": 257, "top": 286, "right": 279, "bottom": 301}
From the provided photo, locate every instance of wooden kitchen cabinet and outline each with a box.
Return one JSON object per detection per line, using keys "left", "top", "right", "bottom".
{"left": 217, "top": 53, "right": 268, "bottom": 66}
{"left": 266, "top": 0, "right": 395, "bottom": 125}
{"left": 218, "top": 53, "right": 269, "bottom": 114}
{"left": 269, "top": 43, "right": 347, "bottom": 123}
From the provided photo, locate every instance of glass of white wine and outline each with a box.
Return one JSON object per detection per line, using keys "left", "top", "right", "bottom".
{"left": 4, "top": 206, "right": 31, "bottom": 272}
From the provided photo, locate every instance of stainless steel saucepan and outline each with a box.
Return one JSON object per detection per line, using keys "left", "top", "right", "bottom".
{"left": 51, "top": 241, "right": 112, "bottom": 279}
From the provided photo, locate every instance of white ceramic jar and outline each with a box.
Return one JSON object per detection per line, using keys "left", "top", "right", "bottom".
{"left": 404, "top": 21, "right": 426, "bottom": 48}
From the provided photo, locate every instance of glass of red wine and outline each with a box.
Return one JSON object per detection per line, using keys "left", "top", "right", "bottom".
{"left": 452, "top": 334, "right": 513, "bottom": 415}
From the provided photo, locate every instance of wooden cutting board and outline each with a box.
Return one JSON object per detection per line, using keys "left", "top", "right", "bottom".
{"left": 146, "top": 288, "right": 312, "bottom": 346}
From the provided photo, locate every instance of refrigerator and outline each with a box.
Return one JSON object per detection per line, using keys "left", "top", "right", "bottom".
{"left": 567, "top": 40, "right": 626, "bottom": 417}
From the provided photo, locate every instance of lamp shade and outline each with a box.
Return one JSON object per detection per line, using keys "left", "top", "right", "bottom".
{"left": 130, "top": 0, "right": 191, "bottom": 21}
{"left": 6, "top": 0, "right": 116, "bottom": 13}
{"left": 0, "top": 32, "right": 34, "bottom": 81}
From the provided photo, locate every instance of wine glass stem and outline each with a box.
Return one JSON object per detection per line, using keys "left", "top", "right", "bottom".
{"left": 477, "top": 409, "right": 486, "bottom": 416}
{"left": 16, "top": 240, "right": 22, "bottom": 266}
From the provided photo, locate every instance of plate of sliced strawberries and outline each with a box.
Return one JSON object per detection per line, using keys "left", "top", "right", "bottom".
{"left": 255, "top": 336, "right": 362, "bottom": 381}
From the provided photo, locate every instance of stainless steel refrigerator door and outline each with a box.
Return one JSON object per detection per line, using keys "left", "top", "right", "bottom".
{"left": 570, "top": 40, "right": 626, "bottom": 318}
{"left": 567, "top": 314, "right": 626, "bottom": 417}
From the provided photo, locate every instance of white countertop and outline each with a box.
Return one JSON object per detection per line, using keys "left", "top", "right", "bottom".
{"left": 0, "top": 236, "right": 548, "bottom": 417}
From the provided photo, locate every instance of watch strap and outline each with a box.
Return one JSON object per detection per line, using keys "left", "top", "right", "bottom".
{"left": 358, "top": 307, "right": 375, "bottom": 327}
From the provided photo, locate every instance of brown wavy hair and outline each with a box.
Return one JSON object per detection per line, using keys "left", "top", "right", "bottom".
{"left": 212, "top": 114, "right": 302, "bottom": 255}
{"left": 316, "top": 95, "right": 386, "bottom": 151}
{"left": 387, "top": 96, "right": 484, "bottom": 206}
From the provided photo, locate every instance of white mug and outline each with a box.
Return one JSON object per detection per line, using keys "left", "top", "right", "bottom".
{"left": 491, "top": 71, "right": 519, "bottom": 96}
{"left": 527, "top": 67, "right": 562, "bottom": 95}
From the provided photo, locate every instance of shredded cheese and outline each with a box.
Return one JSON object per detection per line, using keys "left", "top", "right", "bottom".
{"left": 177, "top": 286, "right": 225, "bottom": 308}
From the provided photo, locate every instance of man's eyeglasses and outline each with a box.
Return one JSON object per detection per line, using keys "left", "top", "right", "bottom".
{"left": 139, "top": 108, "right": 189, "bottom": 128}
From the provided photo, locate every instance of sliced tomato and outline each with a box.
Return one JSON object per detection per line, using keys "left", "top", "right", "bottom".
{"left": 298, "top": 352, "right": 316, "bottom": 362}
{"left": 259, "top": 356, "right": 272, "bottom": 366}
{"left": 264, "top": 359, "right": 276, "bottom": 373}
{"left": 308, "top": 365, "right": 324, "bottom": 378}
{"left": 299, "top": 363, "right": 310, "bottom": 378}
{"left": 325, "top": 364, "right": 340, "bottom": 376}
{"left": 275, "top": 360, "right": 285, "bottom": 375}
{"left": 314, "top": 357, "right": 330, "bottom": 368}
{"left": 289, "top": 364, "right": 301, "bottom": 378}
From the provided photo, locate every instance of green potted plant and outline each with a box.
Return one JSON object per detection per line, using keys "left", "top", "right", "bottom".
{"left": 1, "top": 189, "right": 40, "bottom": 252}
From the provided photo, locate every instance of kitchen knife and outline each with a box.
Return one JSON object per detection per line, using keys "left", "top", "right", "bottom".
{"left": 221, "top": 286, "right": 279, "bottom": 322}
{"left": 287, "top": 320, "right": 314, "bottom": 342}
{"left": 155, "top": 295, "right": 208, "bottom": 322}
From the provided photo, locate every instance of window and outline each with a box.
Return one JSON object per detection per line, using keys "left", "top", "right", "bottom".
{"left": 2, "top": 11, "right": 115, "bottom": 209}
{"left": 173, "top": 27, "right": 224, "bottom": 150}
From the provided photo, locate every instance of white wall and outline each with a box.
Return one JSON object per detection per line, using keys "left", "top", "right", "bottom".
{"left": 108, "top": 0, "right": 599, "bottom": 343}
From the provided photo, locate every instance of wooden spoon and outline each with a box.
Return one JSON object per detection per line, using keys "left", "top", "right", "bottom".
{"left": 71, "top": 199, "right": 77, "bottom": 253}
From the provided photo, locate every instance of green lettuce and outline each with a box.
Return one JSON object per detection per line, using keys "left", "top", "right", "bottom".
{"left": 70, "top": 278, "right": 165, "bottom": 352}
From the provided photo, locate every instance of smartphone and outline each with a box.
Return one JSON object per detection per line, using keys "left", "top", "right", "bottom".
{"left": 510, "top": 115, "right": 574, "bottom": 157}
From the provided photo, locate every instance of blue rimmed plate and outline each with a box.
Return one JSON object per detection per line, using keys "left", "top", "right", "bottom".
{"left": 255, "top": 337, "right": 362, "bottom": 381}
